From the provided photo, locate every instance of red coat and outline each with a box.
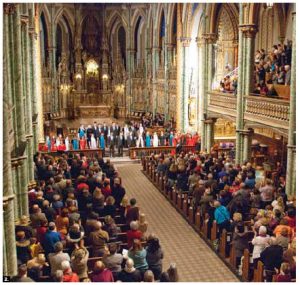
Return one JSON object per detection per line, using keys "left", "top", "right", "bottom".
{"left": 57, "top": 144, "right": 66, "bottom": 151}
{"left": 127, "top": 229, "right": 142, "bottom": 248}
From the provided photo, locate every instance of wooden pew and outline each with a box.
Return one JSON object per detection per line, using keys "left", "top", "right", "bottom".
{"left": 229, "top": 244, "right": 237, "bottom": 269}
{"left": 219, "top": 229, "right": 227, "bottom": 258}
{"left": 182, "top": 195, "right": 188, "bottom": 216}
{"left": 242, "top": 249, "right": 251, "bottom": 281}
{"left": 253, "top": 261, "right": 264, "bottom": 282}
{"left": 211, "top": 221, "right": 218, "bottom": 241}
{"left": 202, "top": 218, "right": 209, "bottom": 239}
{"left": 188, "top": 206, "right": 194, "bottom": 225}
{"left": 172, "top": 189, "right": 177, "bottom": 205}
{"left": 195, "top": 207, "right": 201, "bottom": 231}
{"left": 176, "top": 192, "right": 182, "bottom": 210}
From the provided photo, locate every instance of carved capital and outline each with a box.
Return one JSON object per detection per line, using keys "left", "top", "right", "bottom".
{"left": 4, "top": 4, "right": 16, "bottom": 15}
{"left": 239, "top": 24, "right": 257, "bottom": 38}
{"left": 202, "top": 33, "right": 217, "bottom": 44}
{"left": 180, "top": 37, "right": 191, "bottom": 47}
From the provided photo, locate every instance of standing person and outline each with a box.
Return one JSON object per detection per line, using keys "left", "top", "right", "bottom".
{"left": 79, "top": 136, "right": 86, "bottom": 150}
{"left": 72, "top": 136, "right": 79, "bottom": 150}
{"left": 109, "top": 133, "right": 115, "bottom": 157}
{"left": 159, "top": 131, "right": 165, "bottom": 146}
{"left": 145, "top": 131, "right": 151, "bottom": 147}
{"left": 128, "top": 239, "right": 148, "bottom": 274}
{"left": 146, "top": 237, "right": 164, "bottom": 280}
{"left": 102, "top": 122, "right": 109, "bottom": 147}
{"left": 169, "top": 131, "right": 174, "bottom": 147}
{"left": 78, "top": 125, "right": 85, "bottom": 139}
{"left": 93, "top": 121, "right": 100, "bottom": 138}
{"left": 99, "top": 133, "right": 106, "bottom": 156}
{"left": 65, "top": 137, "right": 70, "bottom": 151}
{"left": 153, "top": 132, "right": 159, "bottom": 147}
{"left": 90, "top": 134, "right": 98, "bottom": 149}
{"left": 46, "top": 136, "right": 51, "bottom": 152}
{"left": 117, "top": 132, "right": 124, "bottom": 157}
{"left": 127, "top": 131, "right": 135, "bottom": 148}
{"left": 124, "top": 124, "right": 130, "bottom": 147}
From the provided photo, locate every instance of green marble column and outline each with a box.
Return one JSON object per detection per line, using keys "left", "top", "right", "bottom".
{"left": 286, "top": 12, "right": 296, "bottom": 198}
{"left": 13, "top": 5, "right": 29, "bottom": 217}
{"left": 206, "top": 119, "right": 215, "bottom": 154}
{"left": 3, "top": 5, "right": 18, "bottom": 276}
{"left": 164, "top": 44, "right": 173, "bottom": 121}
{"left": 29, "top": 5, "right": 38, "bottom": 152}
{"left": 152, "top": 47, "right": 160, "bottom": 116}
{"left": 179, "top": 38, "right": 191, "bottom": 133}
{"left": 22, "top": 16, "right": 34, "bottom": 183}
{"left": 242, "top": 129, "right": 254, "bottom": 162}
{"left": 198, "top": 37, "right": 207, "bottom": 151}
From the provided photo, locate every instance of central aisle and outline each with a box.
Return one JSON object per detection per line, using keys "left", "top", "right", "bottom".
{"left": 116, "top": 163, "right": 239, "bottom": 282}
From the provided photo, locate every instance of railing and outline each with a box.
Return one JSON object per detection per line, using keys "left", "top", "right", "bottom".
{"left": 208, "top": 91, "right": 237, "bottom": 117}
{"left": 245, "top": 95, "right": 289, "bottom": 129}
{"left": 39, "top": 148, "right": 103, "bottom": 158}
{"left": 129, "top": 145, "right": 196, "bottom": 159}
{"left": 208, "top": 91, "right": 290, "bottom": 129}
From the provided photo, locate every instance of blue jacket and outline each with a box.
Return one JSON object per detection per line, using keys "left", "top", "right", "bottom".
{"left": 214, "top": 206, "right": 230, "bottom": 225}
{"left": 43, "top": 230, "right": 61, "bottom": 255}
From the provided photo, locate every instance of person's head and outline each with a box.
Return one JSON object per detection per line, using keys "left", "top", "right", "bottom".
{"left": 233, "top": 212, "right": 243, "bottom": 222}
{"left": 48, "top": 222, "right": 56, "bottom": 231}
{"left": 74, "top": 248, "right": 86, "bottom": 260}
{"left": 54, "top": 241, "right": 63, "bottom": 253}
{"left": 108, "top": 243, "right": 118, "bottom": 255}
{"left": 130, "top": 221, "right": 139, "bottom": 231}
{"left": 280, "top": 262, "right": 290, "bottom": 275}
{"left": 124, "top": 258, "right": 135, "bottom": 273}
{"left": 268, "top": 236, "right": 278, "bottom": 246}
{"left": 279, "top": 218, "right": 289, "bottom": 226}
{"left": 160, "top": 272, "right": 171, "bottom": 282}
{"left": 114, "top": 177, "right": 121, "bottom": 186}
{"left": 280, "top": 227, "right": 289, "bottom": 238}
{"left": 139, "top": 213, "right": 146, "bottom": 224}
{"left": 61, "top": 208, "right": 69, "bottom": 217}
{"left": 130, "top": 198, "right": 137, "bottom": 206}
{"left": 106, "top": 196, "right": 115, "bottom": 206}
{"left": 93, "top": 261, "right": 105, "bottom": 273}
{"left": 213, "top": 201, "right": 221, "bottom": 208}
{"left": 17, "top": 264, "right": 28, "bottom": 277}
{"left": 167, "top": 263, "right": 179, "bottom": 282}
{"left": 61, "top": 260, "right": 71, "bottom": 272}
{"left": 94, "top": 221, "right": 102, "bottom": 231}
{"left": 144, "top": 270, "right": 155, "bottom": 282}
{"left": 132, "top": 239, "right": 143, "bottom": 251}
{"left": 258, "top": 225, "right": 267, "bottom": 236}
{"left": 53, "top": 270, "right": 63, "bottom": 282}
{"left": 147, "top": 237, "right": 160, "bottom": 253}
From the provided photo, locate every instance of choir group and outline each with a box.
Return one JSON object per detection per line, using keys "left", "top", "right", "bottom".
{"left": 39, "top": 121, "right": 201, "bottom": 155}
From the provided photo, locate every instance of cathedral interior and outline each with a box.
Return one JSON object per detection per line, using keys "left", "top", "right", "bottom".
{"left": 2, "top": 2, "right": 296, "bottom": 282}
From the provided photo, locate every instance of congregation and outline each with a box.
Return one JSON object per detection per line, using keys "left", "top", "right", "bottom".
{"left": 13, "top": 151, "right": 179, "bottom": 282}
{"left": 145, "top": 149, "right": 296, "bottom": 282}
{"left": 219, "top": 40, "right": 293, "bottom": 96}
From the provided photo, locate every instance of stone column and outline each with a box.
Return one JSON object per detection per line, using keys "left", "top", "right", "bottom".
{"left": 152, "top": 46, "right": 160, "bottom": 116}
{"left": 13, "top": 4, "right": 29, "bottom": 217}
{"left": 179, "top": 37, "right": 191, "bottom": 132}
{"left": 164, "top": 43, "right": 173, "bottom": 121}
{"left": 242, "top": 128, "right": 254, "bottom": 162}
{"left": 35, "top": 4, "right": 45, "bottom": 143}
{"left": 205, "top": 119, "right": 216, "bottom": 154}
{"left": 285, "top": 11, "right": 296, "bottom": 198}
{"left": 197, "top": 37, "right": 207, "bottom": 151}
{"left": 21, "top": 14, "right": 34, "bottom": 183}
{"left": 3, "top": 4, "right": 18, "bottom": 276}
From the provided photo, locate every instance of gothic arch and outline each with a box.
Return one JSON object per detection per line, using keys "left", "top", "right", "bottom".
{"left": 167, "top": 3, "right": 177, "bottom": 44}
{"left": 39, "top": 4, "right": 51, "bottom": 39}
{"left": 54, "top": 7, "right": 75, "bottom": 36}
{"left": 107, "top": 10, "right": 128, "bottom": 36}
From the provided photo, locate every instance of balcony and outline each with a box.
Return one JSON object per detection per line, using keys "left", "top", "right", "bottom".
{"left": 208, "top": 91, "right": 290, "bottom": 130}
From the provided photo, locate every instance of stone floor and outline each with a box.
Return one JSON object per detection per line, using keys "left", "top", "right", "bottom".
{"left": 116, "top": 163, "right": 239, "bottom": 282}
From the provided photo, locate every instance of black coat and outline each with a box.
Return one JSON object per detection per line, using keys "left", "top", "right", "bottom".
{"left": 260, "top": 245, "right": 283, "bottom": 270}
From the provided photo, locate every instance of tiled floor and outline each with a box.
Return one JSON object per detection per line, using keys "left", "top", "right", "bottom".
{"left": 116, "top": 163, "right": 239, "bottom": 282}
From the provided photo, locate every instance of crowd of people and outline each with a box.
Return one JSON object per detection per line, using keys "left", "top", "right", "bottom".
{"left": 147, "top": 150, "right": 296, "bottom": 282}
{"left": 13, "top": 152, "right": 179, "bottom": 282}
{"left": 254, "top": 41, "right": 292, "bottom": 96}
{"left": 219, "top": 40, "right": 293, "bottom": 96}
{"left": 39, "top": 121, "right": 201, "bottom": 157}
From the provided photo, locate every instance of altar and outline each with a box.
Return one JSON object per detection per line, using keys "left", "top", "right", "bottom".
{"left": 75, "top": 105, "right": 111, "bottom": 118}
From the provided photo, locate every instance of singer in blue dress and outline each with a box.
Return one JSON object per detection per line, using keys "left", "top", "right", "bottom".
{"left": 100, "top": 133, "right": 105, "bottom": 150}
{"left": 145, "top": 132, "right": 151, "bottom": 147}
{"left": 72, "top": 137, "right": 79, "bottom": 150}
